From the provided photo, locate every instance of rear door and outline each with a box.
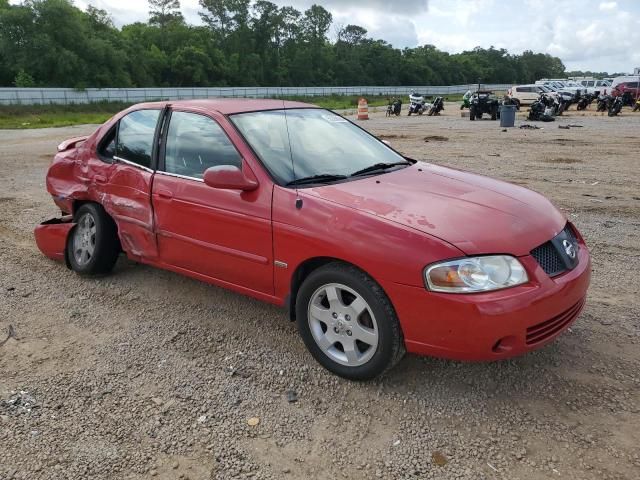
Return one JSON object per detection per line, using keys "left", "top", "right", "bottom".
{"left": 152, "top": 109, "right": 274, "bottom": 295}
{"left": 96, "top": 109, "right": 163, "bottom": 258}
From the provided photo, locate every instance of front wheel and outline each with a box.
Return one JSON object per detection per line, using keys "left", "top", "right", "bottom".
{"left": 296, "top": 263, "right": 405, "bottom": 380}
{"left": 67, "top": 203, "right": 120, "bottom": 275}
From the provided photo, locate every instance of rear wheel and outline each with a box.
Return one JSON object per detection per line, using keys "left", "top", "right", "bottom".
{"left": 67, "top": 203, "right": 120, "bottom": 275}
{"left": 296, "top": 263, "right": 405, "bottom": 380}
{"left": 469, "top": 106, "right": 476, "bottom": 121}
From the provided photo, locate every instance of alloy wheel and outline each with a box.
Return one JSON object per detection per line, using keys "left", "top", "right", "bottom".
{"left": 307, "top": 283, "right": 379, "bottom": 367}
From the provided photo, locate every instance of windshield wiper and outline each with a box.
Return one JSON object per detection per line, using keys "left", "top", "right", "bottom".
{"left": 286, "top": 174, "right": 348, "bottom": 186}
{"left": 350, "top": 161, "right": 412, "bottom": 178}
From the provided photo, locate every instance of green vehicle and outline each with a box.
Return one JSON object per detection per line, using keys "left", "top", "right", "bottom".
{"left": 460, "top": 90, "right": 472, "bottom": 110}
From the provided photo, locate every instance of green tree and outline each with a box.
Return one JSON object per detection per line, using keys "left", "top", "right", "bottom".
{"left": 149, "top": 0, "right": 184, "bottom": 28}
{"left": 14, "top": 69, "right": 35, "bottom": 87}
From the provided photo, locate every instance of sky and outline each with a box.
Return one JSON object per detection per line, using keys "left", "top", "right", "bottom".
{"left": 68, "top": 0, "right": 640, "bottom": 73}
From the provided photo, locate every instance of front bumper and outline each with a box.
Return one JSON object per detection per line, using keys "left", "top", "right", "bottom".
{"left": 385, "top": 246, "right": 591, "bottom": 361}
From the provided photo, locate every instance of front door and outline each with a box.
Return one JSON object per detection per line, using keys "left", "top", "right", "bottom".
{"left": 91, "top": 109, "right": 162, "bottom": 258}
{"left": 152, "top": 109, "right": 274, "bottom": 295}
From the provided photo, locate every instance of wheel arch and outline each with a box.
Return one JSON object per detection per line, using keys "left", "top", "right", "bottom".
{"left": 287, "top": 256, "right": 388, "bottom": 322}
{"left": 70, "top": 199, "right": 122, "bottom": 251}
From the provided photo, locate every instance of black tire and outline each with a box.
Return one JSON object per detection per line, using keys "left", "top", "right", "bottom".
{"left": 491, "top": 107, "right": 497, "bottom": 121}
{"left": 295, "top": 262, "right": 405, "bottom": 381}
{"left": 469, "top": 106, "right": 475, "bottom": 121}
{"left": 67, "top": 203, "right": 120, "bottom": 275}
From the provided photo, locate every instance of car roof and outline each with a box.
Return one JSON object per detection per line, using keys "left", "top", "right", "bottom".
{"left": 131, "top": 98, "right": 317, "bottom": 115}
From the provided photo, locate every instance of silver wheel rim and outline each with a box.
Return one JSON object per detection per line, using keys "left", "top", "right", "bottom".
{"left": 72, "top": 213, "right": 96, "bottom": 266}
{"left": 307, "top": 283, "right": 379, "bottom": 367}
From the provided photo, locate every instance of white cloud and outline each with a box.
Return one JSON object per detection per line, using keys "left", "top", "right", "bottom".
{"left": 599, "top": 1, "right": 617, "bottom": 11}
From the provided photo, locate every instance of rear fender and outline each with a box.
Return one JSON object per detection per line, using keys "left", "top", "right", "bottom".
{"left": 34, "top": 217, "right": 76, "bottom": 268}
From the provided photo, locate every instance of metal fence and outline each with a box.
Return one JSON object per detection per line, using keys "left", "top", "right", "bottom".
{"left": 0, "top": 84, "right": 513, "bottom": 105}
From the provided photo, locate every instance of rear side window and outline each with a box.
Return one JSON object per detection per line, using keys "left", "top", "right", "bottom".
{"left": 116, "top": 110, "right": 161, "bottom": 168}
{"left": 163, "top": 111, "right": 242, "bottom": 179}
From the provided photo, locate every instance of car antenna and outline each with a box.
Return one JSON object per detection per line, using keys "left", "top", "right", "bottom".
{"left": 281, "top": 92, "right": 302, "bottom": 209}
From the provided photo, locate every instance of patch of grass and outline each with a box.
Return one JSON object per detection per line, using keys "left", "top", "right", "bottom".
{"left": 0, "top": 93, "right": 472, "bottom": 129}
{"left": 0, "top": 101, "right": 129, "bottom": 129}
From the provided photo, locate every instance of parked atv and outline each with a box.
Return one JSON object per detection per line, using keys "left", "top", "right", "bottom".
{"left": 427, "top": 96, "right": 444, "bottom": 116}
{"left": 469, "top": 90, "right": 500, "bottom": 121}
{"left": 460, "top": 90, "right": 472, "bottom": 110}
{"left": 386, "top": 98, "right": 402, "bottom": 117}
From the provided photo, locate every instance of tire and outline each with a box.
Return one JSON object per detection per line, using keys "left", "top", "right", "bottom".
{"left": 67, "top": 203, "right": 120, "bottom": 275}
{"left": 491, "top": 107, "right": 497, "bottom": 121}
{"left": 469, "top": 106, "right": 475, "bottom": 121}
{"left": 295, "top": 262, "right": 405, "bottom": 381}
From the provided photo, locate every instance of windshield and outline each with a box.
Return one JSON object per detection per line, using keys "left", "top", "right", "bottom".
{"left": 230, "top": 108, "right": 407, "bottom": 185}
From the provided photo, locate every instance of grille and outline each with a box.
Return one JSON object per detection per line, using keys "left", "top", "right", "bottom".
{"left": 531, "top": 242, "right": 565, "bottom": 276}
{"left": 530, "top": 224, "right": 579, "bottom": 277}
{"left": 526, "top": 298, "right": 585, "bottom": 345}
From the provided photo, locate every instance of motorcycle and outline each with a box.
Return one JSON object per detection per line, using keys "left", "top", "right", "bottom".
{"left": 386, "top": 98, "right": 402, "bottom": 117}
{"left": 596, "top": 95, "right": 612, "bottom": 112}
{"left": 408, "top": 92, "right": 427, "bottom": 116}
{"left": 576, "top": 93, "right": 597, "bottom": 111}
{"left": 608, "top": 96, "right": 623, "bottom": 117}
{"left": 427, "top": 96, "right": 444, "bottom": 116}
{"left": 528, "top": 94, "right": 556, "bottom": 122}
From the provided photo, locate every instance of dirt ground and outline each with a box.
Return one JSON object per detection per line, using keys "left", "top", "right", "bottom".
{"left": 1, "top": 103, "right": 639, "bottom": 480}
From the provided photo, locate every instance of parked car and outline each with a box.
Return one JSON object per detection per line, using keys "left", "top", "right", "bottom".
{"left": 535, "top": 80, "right": 580, "bottom": 98}
{"left": 35, "top": 99, "right": 591, "bottom": 380}
{"left": 508, "top": 84, "right": 553, "bottom": 106}
{"left": 610, "top": 76, "right": 640, "bottom": 100}
{"left": 576, "top": 78, "right": 611, "bottom": 95}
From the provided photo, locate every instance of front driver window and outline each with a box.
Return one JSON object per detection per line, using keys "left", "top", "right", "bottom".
{"left": 164, "top": 111, "right": 242, "bottom": 179}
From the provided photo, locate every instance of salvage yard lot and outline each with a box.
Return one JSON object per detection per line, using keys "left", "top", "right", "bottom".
{"left": 0, "top": 103, "right": 639, "bottom": 480}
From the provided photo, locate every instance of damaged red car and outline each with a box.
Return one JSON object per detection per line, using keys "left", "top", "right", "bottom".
{"left": 36, "top": 99, "right": 591, "bottom": 380}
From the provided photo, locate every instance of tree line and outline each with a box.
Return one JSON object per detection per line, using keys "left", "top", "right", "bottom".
{"left": 0, "top": 0, "right": 568, "bottom": 89}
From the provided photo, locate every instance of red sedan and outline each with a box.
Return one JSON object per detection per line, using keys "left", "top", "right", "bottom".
{"left": 35, "top": 99, "right": 591, "bottom": 380}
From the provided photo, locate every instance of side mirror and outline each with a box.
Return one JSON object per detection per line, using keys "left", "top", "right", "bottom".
{"left": 203, "top": 165, "right": 258, "bottom": 191}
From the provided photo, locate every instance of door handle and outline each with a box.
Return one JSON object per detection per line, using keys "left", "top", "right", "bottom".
{"left": 156, "top": 189, "right": 173, "bottom": 200}
{"left": 94, "top": 174, "right": 107, "bottom": 184}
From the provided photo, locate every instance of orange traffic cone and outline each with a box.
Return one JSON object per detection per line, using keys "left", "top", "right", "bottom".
{"left": 357, "top": 98, "right": 369, "bottom": 120}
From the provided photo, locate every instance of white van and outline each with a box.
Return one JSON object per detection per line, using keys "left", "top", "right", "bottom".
{"left": 576, "top": 79, "right": 611, "bottom": 95}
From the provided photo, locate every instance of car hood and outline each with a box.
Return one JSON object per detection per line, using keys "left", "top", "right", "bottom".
{"left": 305, "top": 163, "right": 566, "bottom": 256}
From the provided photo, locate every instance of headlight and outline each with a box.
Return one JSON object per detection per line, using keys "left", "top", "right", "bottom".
{"left": 425, "top": 256, "right": 528, "bottom": 293}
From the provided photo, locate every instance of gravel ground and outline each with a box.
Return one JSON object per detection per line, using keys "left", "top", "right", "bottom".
{"left": 1, "top": 104, "right": 639, "bottom": 480}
